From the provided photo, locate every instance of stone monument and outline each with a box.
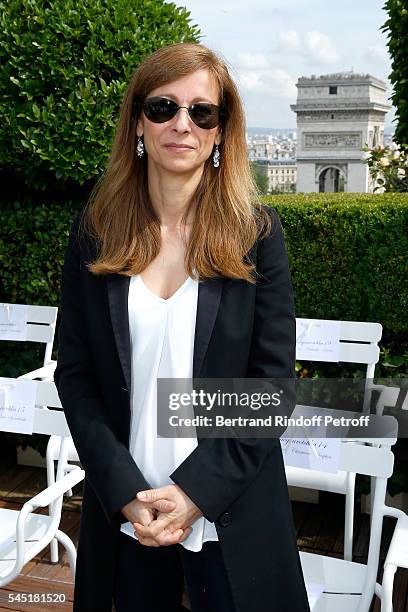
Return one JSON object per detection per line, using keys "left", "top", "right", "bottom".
{"left": 291, "top": 72, "right": 390, "bottom": 192}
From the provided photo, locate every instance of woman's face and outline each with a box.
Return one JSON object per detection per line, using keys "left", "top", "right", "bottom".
{"left": 136, "top": 69, "right": 222, "bottom": 176}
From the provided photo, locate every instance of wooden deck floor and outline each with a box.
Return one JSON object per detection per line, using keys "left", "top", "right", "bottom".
{"left": 0, "top": 464, "right": 407, "bottom": 611}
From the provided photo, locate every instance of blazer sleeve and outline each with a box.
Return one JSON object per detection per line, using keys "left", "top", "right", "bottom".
{"left": 169, "top": 206, "right": 296, "bottom": 522}
{"left": 54, "top": 211, "right": 151, "bottom": 527}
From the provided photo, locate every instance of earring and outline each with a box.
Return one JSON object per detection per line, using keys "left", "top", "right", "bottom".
{"left": 137, "top": 136, "right": 144, "bottom": 158}
{"left": 213, "top": 144, "right": 220, "bottom": 168}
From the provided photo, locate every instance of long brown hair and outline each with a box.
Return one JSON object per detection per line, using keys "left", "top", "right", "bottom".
{"left": 80, "top": 42, "right": 272, "bottom": 283}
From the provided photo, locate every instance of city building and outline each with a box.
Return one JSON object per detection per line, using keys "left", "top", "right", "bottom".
{"left": 248, "top": 139, "right": 275, "bottom": 161}
{"left": 255, "top": 159, "right": 297, "bottom": 193}
{"left": 268, "top": 159, "right": 297, "bottom": 193}
{"left": 291, "top": 72, "right": 391, "bottom": 193}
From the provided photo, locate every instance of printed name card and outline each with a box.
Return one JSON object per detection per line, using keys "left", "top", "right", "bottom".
{"left": 0, "top": 304, "right": 28, "bottom": 341}
{"left": 296, "top": 318, "right": 341, "bottom": 362}
{"left": 0, "top": 377, "right": 36, "bottom": 434}
{"left": 280, "top": 405, "right": 341, "bottom": 473}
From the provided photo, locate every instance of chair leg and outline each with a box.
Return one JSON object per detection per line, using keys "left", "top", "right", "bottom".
{"left": 46, "top": 440, "right": 59, "bottom": 564}
{"left": 381, "top": 564, "right": 396, "bottom": 612}
{"left": 344, "top": 474, "right": 355, "bottom": 561}
{"left": 54, "top": 529, "right": 77, "bottom": 580}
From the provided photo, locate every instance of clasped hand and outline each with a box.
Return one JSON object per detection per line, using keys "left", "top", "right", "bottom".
{"left": 122, "top": 484, "right": 203, "bottom": 547}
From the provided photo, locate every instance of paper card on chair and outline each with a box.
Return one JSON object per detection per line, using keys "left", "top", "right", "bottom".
{"left": 296, "top": 318, "right": 340, "bottom": 362}
{"left": 0, "top": 377, "right": 36, "bottom": 434}
{"left": 280, "top": 436, "right": 341, "bottom": 473}
{"left": 0, "top": 304, "right": 28, "bottom": 341}
{"left": 280, "top": 406, "right": 341, "bottom": 473}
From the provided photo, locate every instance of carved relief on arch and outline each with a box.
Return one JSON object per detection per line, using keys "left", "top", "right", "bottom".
{"left": 304, "top": 132, "right": 362, "bottom": 149}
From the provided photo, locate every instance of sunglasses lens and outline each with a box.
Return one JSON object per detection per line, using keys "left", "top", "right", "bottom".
{"left": 190, "top": 104, "right": 219, "bottom": 129}
{"left": 143, "top": 97, "right": 177, "bottom": 123}
{"left": 142, "top": 97, "right": 223, "bottom": 129}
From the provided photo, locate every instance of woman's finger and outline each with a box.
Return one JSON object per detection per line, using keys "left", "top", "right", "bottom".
{"left": 134, "top": 515, "right": 173, "bottom": 539}
{"left": 155, "top": 528, "right": 184, "bottom": 546}
{"left": 137, "top": 534, "right": 160, "bottom": 548}
{"left": 149, "top": 499, "right": 177, "bottom": 513}
{"left": 177, "top": 527, "right": 193, "bottom": 543}
{"left": 137, "top": 486, "right": 172, "bottom": 504}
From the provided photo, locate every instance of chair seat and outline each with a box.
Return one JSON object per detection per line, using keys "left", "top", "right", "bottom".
{"left": 0, "top": 508, "right": 54, "bottom": 578}
{"left": 286, "top": 467, "right": 351, "bottom": 493}
{"left": 308, "top": 592, "right": 365, "bottom": 612}
{"left": 48, "top": 434, "right": 80, "bottom": 462}
{"left": 301, "top": 552, "right": 368, "bottom": 611}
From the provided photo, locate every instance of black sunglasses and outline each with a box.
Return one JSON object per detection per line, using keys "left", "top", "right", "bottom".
{"left": 134, "top": 96, "right": 226, "bottom": 129}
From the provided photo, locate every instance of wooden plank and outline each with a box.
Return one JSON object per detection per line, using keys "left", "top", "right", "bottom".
{"left": 0, "top": 575, "right": 73, "bottom": 612}
{"left": 0, "top": 464, "right": 407, "bottom": 610}
{"left": 0, "top": 465, "right": 83, "bottom": 513}
{"left": 296, "top": 501, "right": 325, "bottom": 550}
{"left": 314, "top": 493, "right": 345, "bottom": 554}
{"left": 0, "top": 468, "right": 34, "bottom": 497}
{"left": 291, "top": 500, "right": 310, "bottom": 536}
{"left": 353, "top": 512, "right": 371, "bottom": 559}
{"left": 2, "top": 471, "right": 47, "bottom": 504}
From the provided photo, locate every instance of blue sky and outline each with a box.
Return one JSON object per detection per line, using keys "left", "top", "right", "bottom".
{"left": 176, "top": 0, "right": 395, "bottom": 130}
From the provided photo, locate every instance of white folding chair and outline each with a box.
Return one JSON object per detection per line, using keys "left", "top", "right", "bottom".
{"left": 379, "top": 508, "right": 408, "bottom": 611}
{"left": 0, "top": 303, "right": 58, "bottom": 380}
{"left": 299, "top": 417, "right": 398, "bottom": 612}
{"left": 6, "top": 304, "right": 79, "bottom": 564}
{"left": 285, "top": 319, "right": 399, "bottom": 561}
{"left": 0, "top": 380, "right": 84, "bottom": 586}
{"left": 15, "top": 371, "right": 81, "bottom": 564}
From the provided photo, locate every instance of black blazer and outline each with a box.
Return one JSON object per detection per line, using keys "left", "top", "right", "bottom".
{"left": 54, "top": 204, "right": 310, "bottom": 612}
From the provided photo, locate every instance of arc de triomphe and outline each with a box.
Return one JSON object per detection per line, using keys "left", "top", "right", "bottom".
{"left": 291, "top": 72, "right": 390, "bottom": 193}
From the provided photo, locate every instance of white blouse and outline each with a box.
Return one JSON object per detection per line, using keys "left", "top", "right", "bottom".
{"left": 120, "top": 273, "right": 219, "bottom": 551}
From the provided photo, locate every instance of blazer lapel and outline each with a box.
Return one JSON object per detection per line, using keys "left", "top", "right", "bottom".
{"left": 106, "top": 274, "right": 132, "bottom": 392}
{"left": 192, "top": 278, "right": 223, "bottom": 378}
{"left": 106, "top": 275, "right": 224, "bottom": 392}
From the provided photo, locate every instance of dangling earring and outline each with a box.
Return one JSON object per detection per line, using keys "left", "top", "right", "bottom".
{"left": 137, "top": 136, "right": 144, "bottom": 158}
{"left": 213, "top": 144, "right": 220, "bottom": 168}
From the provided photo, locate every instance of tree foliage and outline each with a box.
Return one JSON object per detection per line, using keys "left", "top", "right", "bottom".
{"left": 250, "top": 161, "right": 269, "bottom": 194}
{"left": 381, "top": 0, "right": 408, "bottom": 149}
{"left": 0, "top": 0, "right": 200, "bottom": 194}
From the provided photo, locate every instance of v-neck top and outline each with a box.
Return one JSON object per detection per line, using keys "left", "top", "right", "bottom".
{"left": 119, "top": 273, "right": 219, "bottom": 551}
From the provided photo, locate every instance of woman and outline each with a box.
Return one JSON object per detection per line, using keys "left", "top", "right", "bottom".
{"left": 54, "top": 43, "right": 310, "bottom": 612}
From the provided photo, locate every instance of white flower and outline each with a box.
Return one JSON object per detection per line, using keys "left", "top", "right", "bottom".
{"left": 379, "top": 157, "right": 390, "bottom": 167}
{"left": 397, "top": 168, "right": 406, "bottom": 178}
{"left": 393, "top": 149, "right": 401, "bottom": 160}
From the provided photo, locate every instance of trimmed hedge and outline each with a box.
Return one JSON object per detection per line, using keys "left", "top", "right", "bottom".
{"left": 1, "top": 194, "right": 407, "bottom": 346}
{"left": 264, "top": 193, "right": 408, "bottom": 346}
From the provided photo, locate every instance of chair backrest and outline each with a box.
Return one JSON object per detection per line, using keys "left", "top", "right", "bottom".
{"left": 296, "top": 318, "right": 382, "bottom": 377}
{"left": 336, "top": 431, "right": 397, "bottom": 608}
{"left": 0, "top": 303, "right": 58, "bottom": 366}
{"left": 33, "top": 381, "right": 66, "bottom": 436}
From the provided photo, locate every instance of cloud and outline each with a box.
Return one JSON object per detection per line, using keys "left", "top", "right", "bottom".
{"left": 236, "top": 52, "right": 270, "bottom": 70}
{"left": 273, "top": 28, "right": 340, "bottom": 65}
{"left": 305, "top": 31, "right": 340, "bottom": 64}
{"left": 234, "top": 53, "right": 297, "bottom": 99}
{"left": 277, "top": 29, "right": 301, "bottom": 52}
{"left": 363, "top": 45, "right": 389, "bottom": 62}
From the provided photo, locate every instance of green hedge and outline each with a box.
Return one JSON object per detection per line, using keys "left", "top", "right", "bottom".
{"left": 1, "top": 194, "right": 407, "bottom": 345}
{"left": 263, "top": 193, "right": 408, "bottom": 346}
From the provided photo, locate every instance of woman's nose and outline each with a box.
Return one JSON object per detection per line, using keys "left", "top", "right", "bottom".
{"left": 172, "top": 107, "right": 191, "bottom": 132}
